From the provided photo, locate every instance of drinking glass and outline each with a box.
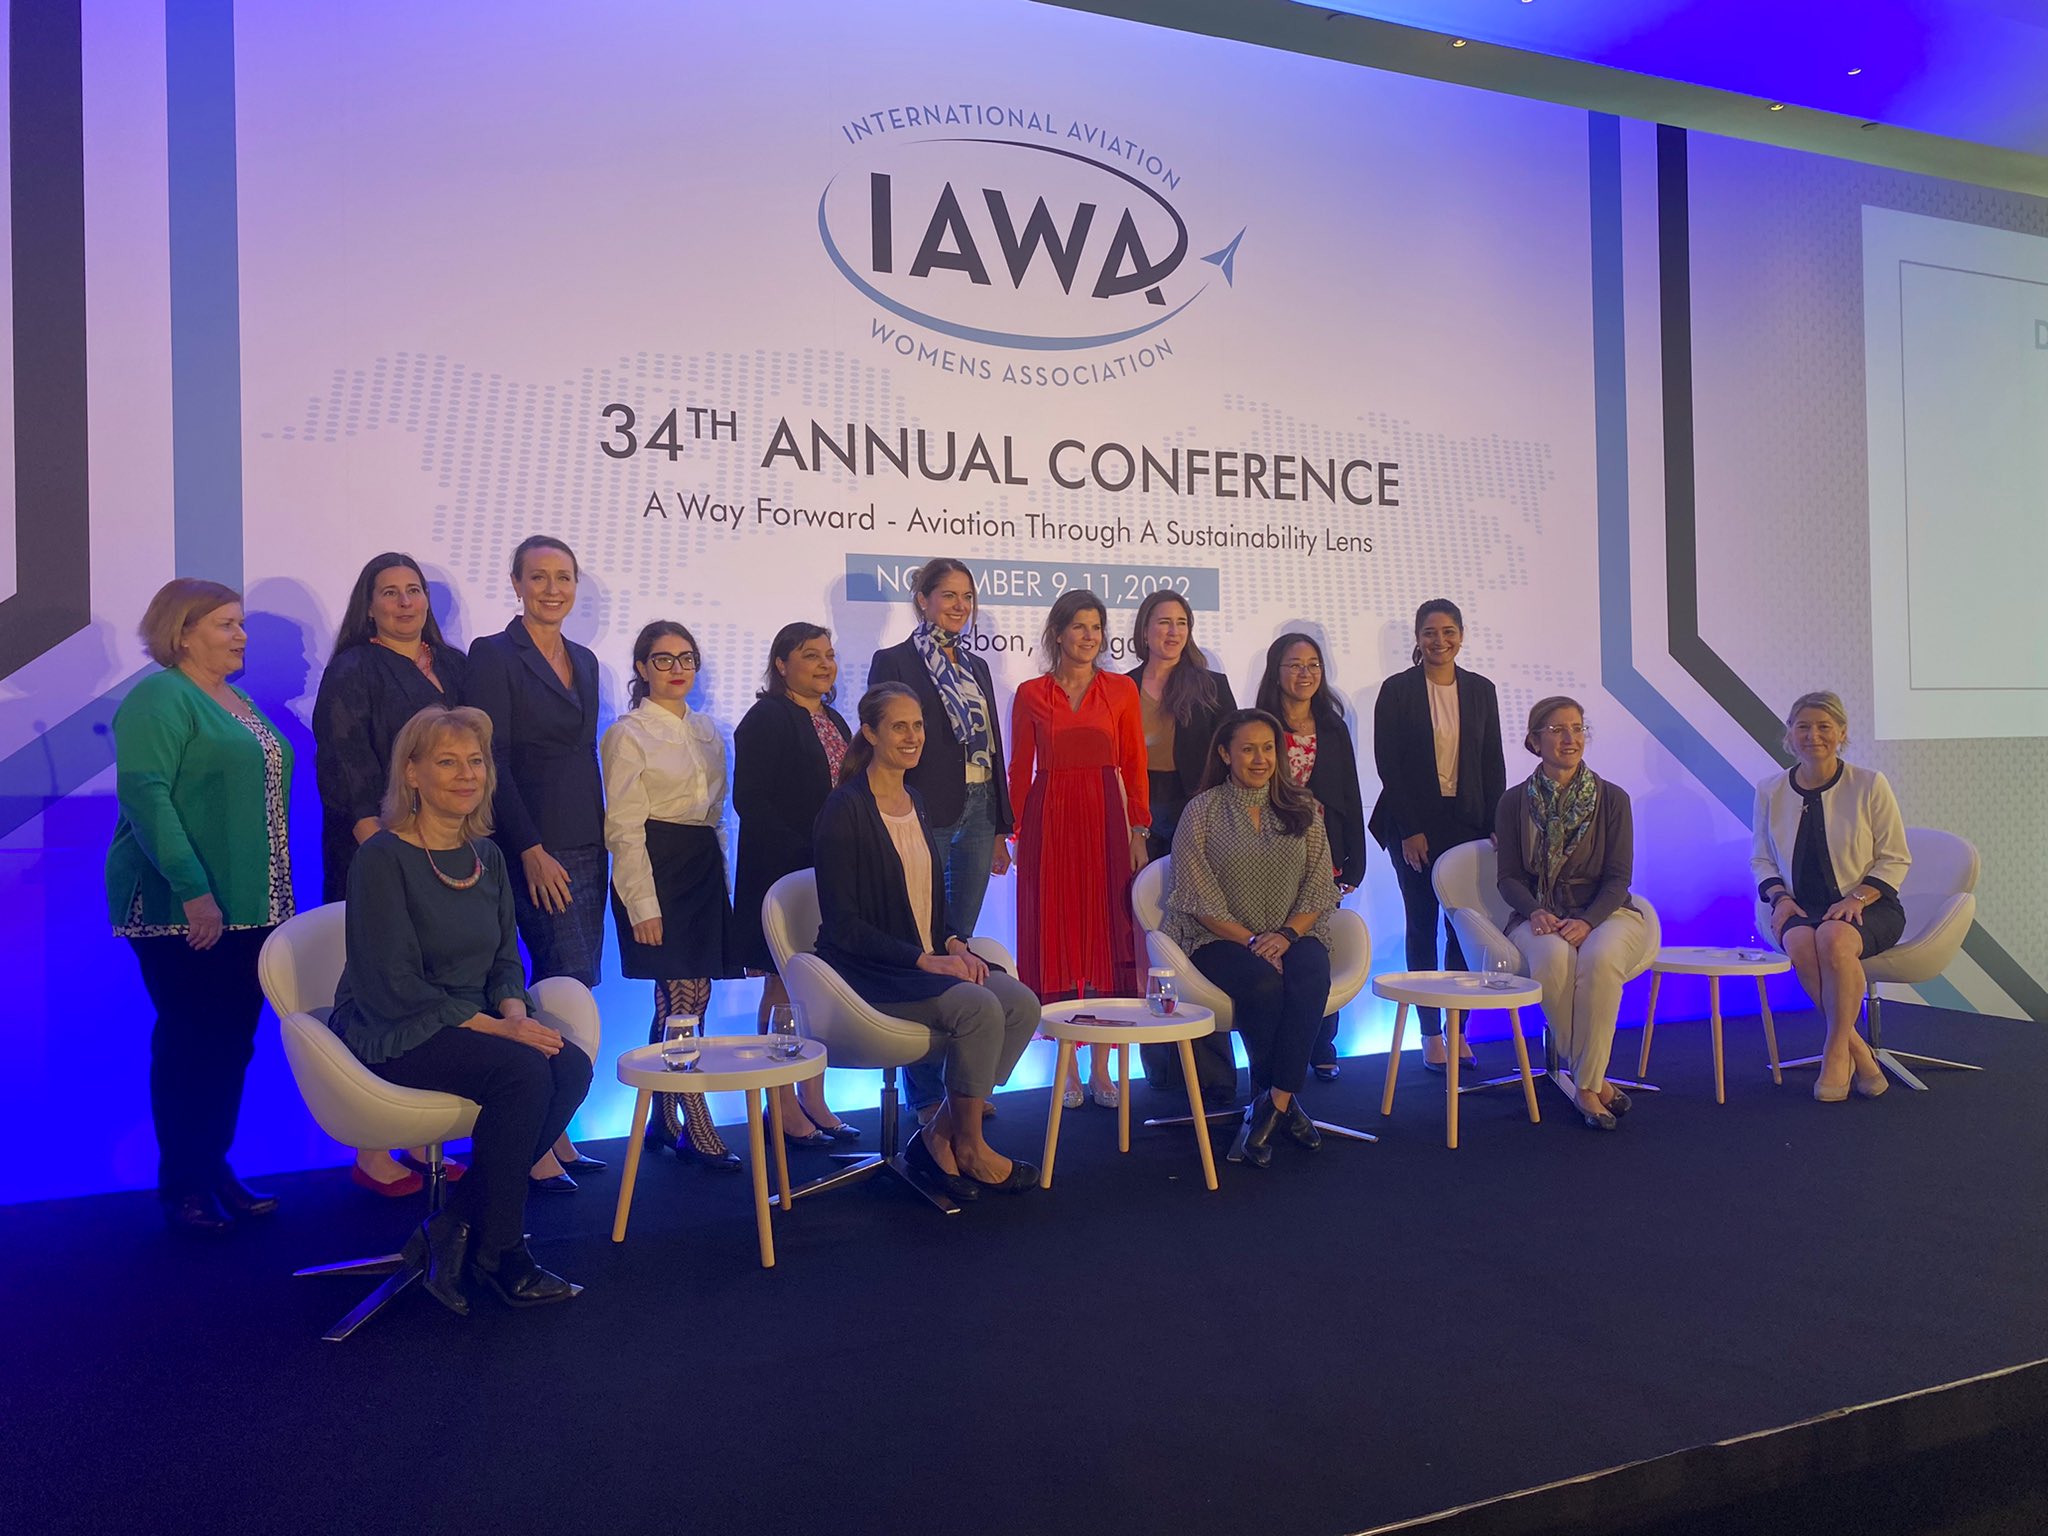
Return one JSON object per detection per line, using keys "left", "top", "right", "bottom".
{"left": 1146, "top": 968, "right": 1179, "bottom": 1016}
{"left": 1485, "top": 955, "right": 1520, "bottom": 990}
{"left": 766, "top": 1003, "right": 805, "bottom": 1060}
{"left": 1740, "top": 927, "right": 1768, "bottom": 965}
{"left": 661, "top": 1014, "right": 703, "bottom": 1072}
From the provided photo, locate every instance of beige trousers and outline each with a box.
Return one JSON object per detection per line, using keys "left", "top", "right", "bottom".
{"left": 1510, "top": 906, "right": 1646, "bottom": 1094}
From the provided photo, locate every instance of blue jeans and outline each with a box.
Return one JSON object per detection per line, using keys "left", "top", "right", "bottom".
{"left": 907, "top": 779, "right": 1004, "bottom": 1111}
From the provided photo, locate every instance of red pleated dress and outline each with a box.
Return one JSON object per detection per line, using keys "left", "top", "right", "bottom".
{"left": 1008, "top": 669, "right": 1151, "bottom": 998}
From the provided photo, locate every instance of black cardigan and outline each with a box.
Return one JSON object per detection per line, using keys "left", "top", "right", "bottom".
{"left": 731, "top": 692, "right": 853, "bottom": 970}
{"left": 311, "top": 641, "right": 470, "bottom": 901}
{"left": 811, "top": 775, "right": 963, "bottom": 1007}
{"left": 466, "top": 617, "right": 604, "bottom": 856}
{"left": 1367, "top": 665, "right": 1506, "bottom": 851}
{"left": 866, "top": 637, "right": 1014, "bottom": 832}
{"left": 1300, "top": 715, "right": 1369, "bottom": 889}
{"left": 1123, "top": 662, "right": 1238, "bottom": 798}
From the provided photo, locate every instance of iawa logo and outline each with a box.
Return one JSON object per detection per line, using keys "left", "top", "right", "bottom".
{"left": 819, "top": 108, "right": 1244, "bottom": 386}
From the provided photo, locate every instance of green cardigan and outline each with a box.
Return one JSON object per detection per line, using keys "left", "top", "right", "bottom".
{"left": 105, "top": 667, "right": 294, "bottom": 928}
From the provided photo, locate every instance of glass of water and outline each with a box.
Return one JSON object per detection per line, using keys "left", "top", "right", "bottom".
{"left": 766, "top": 1002, "right": 805, "bottom": 1059}
{"left": 1739, "top": 927, "right": 1768, "bottom": 964}
{"left": 1486, "top": 955, "right": 1520, "bottom": 990}
{"left": 661, "top": 1014, "right": 703, "bottom": 1072}
{"left": 1146, "top": 968, "right": 1178, "bottom": 1016}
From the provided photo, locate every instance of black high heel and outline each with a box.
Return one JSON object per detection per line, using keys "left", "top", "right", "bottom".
{"left": 1228, "top": 1092, "right": 1283, "bottom": 1168}
{"left": 1284, "top": 1098, "right": 1322, "bottom": 1149}
{"left": 680, "top": 1093, "right": 741, "bottom": 1173}
{"left": 470, "top": 1242, "right": 576, "bottom": 1308}
{"left": 400, "top": 1207, "right": 472, "bottom": 1316}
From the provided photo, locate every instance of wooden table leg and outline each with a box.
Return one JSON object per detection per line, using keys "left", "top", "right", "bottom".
{"left": 1446, "top": 1009, "right": 1463, "bottom": 1150}
{"left": 1178, "top": 1038, "right": 1219, "bottom": 1190}
{"left": 1757, "top": 976, "right": 1783, "bottom": 1084}
{"left": 1509, "top": 1007, "right": 1540, "bottom": 1123}
{"left": 1380, "top": 1001, "right": 1409, "bottom": 1116}
{"left": 1117, "top": 1043, "right": 1131, "bottom": 1153}
{"left": 767, "top": 1086, "right": 792, "bottom": 1212}
{"left": 745, "top": 1089, "right": 774, "bottom": 1268}
{"left": 1710, "top": 975, "right": 1726, "bottom": 1105}
{"left": 611, "top": 1088, "right": 654, "bottom": 1243}
{"left": 1040, "top": 1040, "right": 1075, "bottom": 1189}
{"left": 1637, "top": 970, "right": 1663, "bottom": 1077}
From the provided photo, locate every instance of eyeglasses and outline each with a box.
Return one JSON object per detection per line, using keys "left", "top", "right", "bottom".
{"left": 1538, "top": 723, "right": 1591, "bottom": 740}
{"left": 1281, "top": 661, "right": 1322, "bottom": 675}
{"left": 647, "top": 653, "right": 700, "bottom": 671}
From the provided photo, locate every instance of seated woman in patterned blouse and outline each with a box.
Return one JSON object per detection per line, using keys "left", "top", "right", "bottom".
{"left": 1162, "top": 708, "right": 1341, "bottom": 1169}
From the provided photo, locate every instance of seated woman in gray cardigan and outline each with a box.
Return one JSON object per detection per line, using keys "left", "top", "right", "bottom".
{"left": 1495, "top": 695, "right": 1647, "bottom": 1131}
{"left": 330, "top": 705, "right": 592, "bottom": 1313}
{"left": 1749, "top": 690, "right": 1910, "bottom": 1102}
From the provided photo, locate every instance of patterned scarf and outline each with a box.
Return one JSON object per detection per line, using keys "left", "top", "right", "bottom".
{"left": 1526, "top": 765, "right": 1601, "bottom": 905}
{"left": 910, "top": 620, "right": 993, "bottom": 774}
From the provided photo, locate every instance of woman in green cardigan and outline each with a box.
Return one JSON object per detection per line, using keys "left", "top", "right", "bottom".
{"left": 106, "top": 580, "right": 295, "bottom": 1234}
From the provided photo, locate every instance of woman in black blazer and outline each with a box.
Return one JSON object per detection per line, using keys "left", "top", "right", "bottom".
{"left": 732, "top": 622, "right": 859, "bottom": 1139}
{"left": 864, "top": 558, "right": 1014, "bottom": 935}
{"left": 313, "top": 551, "right": 474, "bottom": 1198}
{"left": 1257, "top": 632, "right": 1367, "bottom": 1079}
{"left": 1125, "top": 589, "right": 1237, "bottom": 861}
{"left": 1368, "top": 599, "right": 1506, "bottom": 1070}
{"left": 466, "top": 535, "right": 607, "bottom": 1187}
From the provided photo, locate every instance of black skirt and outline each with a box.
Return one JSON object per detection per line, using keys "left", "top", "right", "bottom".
{"left": 1779, "top": 891, "right": 1907, "bottom": 959}
{"left": 611, "top": 822, "right": 739, "bottom": 981}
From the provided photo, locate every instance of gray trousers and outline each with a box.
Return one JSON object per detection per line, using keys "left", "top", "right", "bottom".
{"left": 887, "top": 970, "right": 1040, "bottom": 1100}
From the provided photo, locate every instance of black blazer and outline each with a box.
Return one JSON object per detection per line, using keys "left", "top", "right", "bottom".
{"left": 730, "top": 692, "right": 852, "bottom": 971}
{"left": 311, "top": 641, "right": 470, "bottom": 901}
{"left": 811, "top": 775, "right": 963, "bottom": 1008}
{"left": 466, "top": 617, "right": 603, "bottom": 856}
{"left": 1123, "top": 663, "right": 1238, "bottom": 798}
{"left": 1302, "top": 716, "right": 1368, "bottom": 889}
{"left": 867, "top": 637, "right": 1014, "bottom": 832}
{"left": 1367, "top": 665, "right": 1506, "bottom": 851}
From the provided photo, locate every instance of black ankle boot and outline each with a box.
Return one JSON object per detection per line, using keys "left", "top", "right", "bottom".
{"left": 1285, "top": 1097, "right": 1322, "bottom": 1149}
{"left": 1228, "top": 1092, "right": 1283, "bottom": 1168}
{"left": 472, "top": 1242, "right": 577, "bottom": 1307}
{"left": 400, "top": 1207, "right": 472, "bottom": 1317}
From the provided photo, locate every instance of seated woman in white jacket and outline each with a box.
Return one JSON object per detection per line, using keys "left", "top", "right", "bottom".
{"left": 1750, "top": 691, "right": 1910, "bottom": 1103}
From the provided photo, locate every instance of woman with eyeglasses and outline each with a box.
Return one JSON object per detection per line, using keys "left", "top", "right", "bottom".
{"left": 1255, "top": 632, "right": 1365, "bottom": 1081}
{"left": 603, "top": 621, "right": 741, "bottom": 1170}
{"left": 1495, "top": 696, "right": 1647, "bottom": 1130}
{"left": 1368, "top": 599, "right": 1505, "bottom": 1074}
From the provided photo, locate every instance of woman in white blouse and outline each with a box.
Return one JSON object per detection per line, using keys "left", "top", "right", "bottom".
{"left": 1750, "top": 691, "right": 1911, "bottom": 1103}
{"left": 603, "top": 621, "right": 742, "bottom": 1169}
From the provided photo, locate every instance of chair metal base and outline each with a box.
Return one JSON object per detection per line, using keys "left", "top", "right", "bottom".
{"left": 1776, "top": 991, "right": 1982, "bottom": 1092}
{"left": 771, "top": 1069, "right": 962, "bottom": 1215}
{"left": 296, "top": 1149, "right": 450, "bottom": 1342}
{"left": 1143, "top": 1107, "right": 1378, "bottom": 1143}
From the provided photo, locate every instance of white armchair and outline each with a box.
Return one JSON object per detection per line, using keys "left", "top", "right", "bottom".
{"left": 258, "top": 900, "right": 601, "bottom": 1339}
{"left": 1430, "top": 839, "right": 1662, "bottom": 1099}
{"left": 761, "top": 869, "right": 1017, "bottom": 1214}
{"left": 1763, "top": 827, "right": 1981, "bottom": 1091}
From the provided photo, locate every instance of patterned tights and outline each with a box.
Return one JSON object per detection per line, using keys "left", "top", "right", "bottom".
{"left": 647, "top": 979, "right": 728, "bottom": 1156}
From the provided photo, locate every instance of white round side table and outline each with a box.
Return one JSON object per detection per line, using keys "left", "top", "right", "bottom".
{"left": 1637, "top": 947, "right": 1791, "bottom": 1103}
{"left": 1374, "top": 970, "right": 1544, "bottom": 1148}
{"left": 611, "top": 1037, "right": 826, "bottom": 1268}
{"left": 1037, "top": 1000, "right": 1219, "bottom": 1190}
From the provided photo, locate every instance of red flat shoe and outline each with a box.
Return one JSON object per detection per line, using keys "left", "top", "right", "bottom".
{"left": 396, "top": 1152, "right": 467, "bottom": 1182}
{"left": 350, "top": 1162, "right": 423, "bottom": 1199}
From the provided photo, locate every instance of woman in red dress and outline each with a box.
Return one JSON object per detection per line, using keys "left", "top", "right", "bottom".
{"left": 1007, "top": 589, "right": 1151, "bottom": 1108}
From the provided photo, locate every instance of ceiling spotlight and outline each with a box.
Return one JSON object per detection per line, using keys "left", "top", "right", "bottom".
{"left": 1861, "top": 121, "right": 1880, "bottom": 131}
{"left": 1451, "top": 38, "right": 1467, "bottom": 47}
{"left": 1848, "top": 66, "right": 1863, "bottom": 76}
{"left": 1768, "top": 102, "right": 1786, "bottom": 111}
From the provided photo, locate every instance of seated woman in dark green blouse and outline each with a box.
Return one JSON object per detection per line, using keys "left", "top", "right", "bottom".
{"left": 329, "top": 704, "right": 591, "bottom": 1313}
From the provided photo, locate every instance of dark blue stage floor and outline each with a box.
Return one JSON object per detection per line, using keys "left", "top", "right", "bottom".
{"left": 4, "top": 1003, "right": 2044, "bottom": 1536}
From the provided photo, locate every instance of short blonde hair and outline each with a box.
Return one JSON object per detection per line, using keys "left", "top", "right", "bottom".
{"left": 1523, "top": 694, "right": 1584, "bottom": 754}
{"left": 382, "top": 705, "right": 497, "bottom": 841}
{"left": 1783, "top": 690, "right": 1849, "bottom": 734}
{"left": 139, "top": 578, "right": 241, "bottom": 668}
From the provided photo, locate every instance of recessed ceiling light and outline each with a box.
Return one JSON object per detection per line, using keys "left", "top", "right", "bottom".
{"left": 1451, "top": 38, "right": 1467, "bottom": 47}
{"left": 1768, "top": 102, "right": 1786, "bottom": 111}
{"left": 1847, "top": 66, "right": 1863, "bottom": 76}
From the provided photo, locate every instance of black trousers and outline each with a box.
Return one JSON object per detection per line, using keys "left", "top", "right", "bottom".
{"left": 373, "top": 1028, "right": 593, "bottom": 1258}
{"left": 1190, "top": 937, "right": 1331, "bottom": 1098}
{"left": 1393, "top": 820, "right": 1485, "bottom": 1036}
{"left": 128, "top": 929, "right": 272, "bottom": 1198}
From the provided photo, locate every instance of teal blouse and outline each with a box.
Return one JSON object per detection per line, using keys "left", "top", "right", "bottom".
{"left": 328, "top": 832, "right": 533, "bottom": 1065}
{"left": 105, "top": 667, "right": 295, "bottom": 930}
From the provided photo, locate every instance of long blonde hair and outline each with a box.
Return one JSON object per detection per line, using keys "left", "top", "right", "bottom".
{"left": 381, "top": 704, "right": 497, "bottom": 841}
